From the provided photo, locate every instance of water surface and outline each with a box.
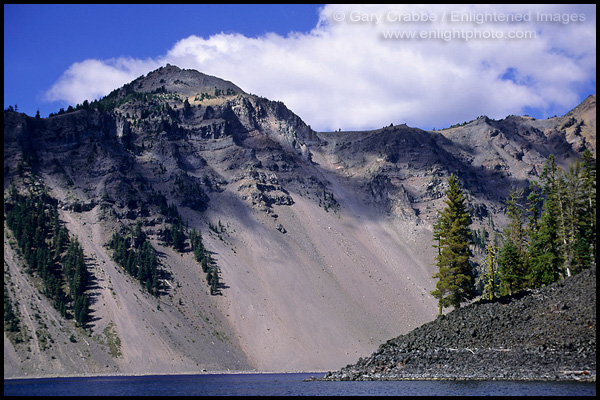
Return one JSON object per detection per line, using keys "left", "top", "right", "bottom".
{"left": 4, "top": 373, "right": 596, "bottom": 396}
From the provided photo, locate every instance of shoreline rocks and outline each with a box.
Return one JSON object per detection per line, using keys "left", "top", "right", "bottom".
{"left": 319, "top": 267, "right": 596, "bottom": 382}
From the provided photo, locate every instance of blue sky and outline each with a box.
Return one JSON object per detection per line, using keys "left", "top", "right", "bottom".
{"left": 4, "top": 4, "right": 596, "bottom": 131}
{"left": 4, "top": 4, "right": 319, "bottom": 116}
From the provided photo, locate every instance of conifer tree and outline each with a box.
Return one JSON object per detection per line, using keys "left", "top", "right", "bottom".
{"left": 73, "top": 294, "right": 89, "bottom": 327}
{"left": 560, "top": 152, "right": 596, "bottom": 274}
{"left": 431, "top": 174, "right": 474, "bottom": 315}
{"left": 578, "top": 150, "right": 596, "bottom": 267}
{"left": 527, "top": 156, "right": 563, "bottom": 287}
{"left": 171, "top": 222, "right": 186, "bottom": 252}
{"left": 525, "top": 181, "right": 543, "bottom": 238}
{"left": 497, "top": 237, "right": 524, "bottom": 295}
{"left": 505, "top": 187, "right": 526, "bottom": 254}
{"left": 559, "top": 161, "right": 583, "bottom": 275}
{"left": 497, "top": 187, "right": 528, "bottom": 294}
{"left": 482, "top": 244, "right": 498, "bottom": 300}
{"left": 210, "top": 269, "right": 219, "bottom": 295}
{"left": 190, "top": 228, "right": 206, "bottom": 262}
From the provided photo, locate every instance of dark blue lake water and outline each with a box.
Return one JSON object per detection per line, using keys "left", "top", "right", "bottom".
{"left": 4, "top": 373, "right": 596, "bottom": 396}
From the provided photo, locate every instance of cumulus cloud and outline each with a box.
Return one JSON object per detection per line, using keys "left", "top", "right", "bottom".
{"left": 44, "top": 4, "right": 596, "bottom": 131}
{"left": 44, "top": 58, "right": 161, "bottom": 105}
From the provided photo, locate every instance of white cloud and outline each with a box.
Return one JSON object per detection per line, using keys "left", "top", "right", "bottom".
{"left": 44, "top": 4, "right": 596, "bottom": 131}
{"left": 44, "top": 58, "right": 161, "bottom": 105}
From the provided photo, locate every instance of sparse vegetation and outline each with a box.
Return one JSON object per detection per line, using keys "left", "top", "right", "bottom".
{"left": 103, "top": 321, "right": 122, "bottom": 358}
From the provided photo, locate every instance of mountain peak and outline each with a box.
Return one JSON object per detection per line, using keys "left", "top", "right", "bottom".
{"left": 127, "top": 64, "right": 246, "bottom": 99}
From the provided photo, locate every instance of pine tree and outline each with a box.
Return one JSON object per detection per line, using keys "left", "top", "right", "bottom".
{"left": 171, "top": 222, "right": 186, "bottom": 252}
{"left": 201, "top": 257, "right": 210, "bottom": 274}
{"left": 132, "top": 220, "right": 146, "bottom": 248}
{"left": 497, "top": 237, "right": 524, "bottom": 295}
{"left": 432, "top": 218, "right": 443, "bottom": 256}
{"left": 206, "top": 270, "right": 213, "bottom": 286}
{"left": 505, "top": 187, "right": 526, "bottom": 254}
{"left": 190, "top": 228, "right": 206, "bottom": 262}
{"left": 73, "top": 294, "right": 89, "bottom": 327}
{"left": 559, "top": 161, "right": 583, "bottom": 275}
{"left": 525, "top": 180, "right": 543, "bottom": 238}
{"left": 431, "top": 174, "right": 474, "bottom": 315}
{"left": 210, "top": 269, "right": 219, "bottom": 295}
{"left": 527, "top": 156, "right": 563, "bottom": 287}
{"left": 562, "top": 152, "right": 596, "bottom": 273}
{"left": 497, "top": 187, "right": 528, "bottom": 294}
{"left": 64, "top": 238, "right": 88, "bottom": 299}
{"left": 482, "top": 245, "right": 498, "bottom": 300}
{"left": 53, "top": 226, "right": 69, "bottom": 259}
{"left": 578, "top": 150, "right": 596, "bottom": 267}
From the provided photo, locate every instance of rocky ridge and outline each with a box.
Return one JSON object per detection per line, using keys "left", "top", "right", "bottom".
{"left": 319, "top": 266, "right": 596, "bottom": 381}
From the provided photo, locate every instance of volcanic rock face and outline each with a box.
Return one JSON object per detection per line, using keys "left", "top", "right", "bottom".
{"left": 3, "top": 65, "right": 596, "bottom": 377}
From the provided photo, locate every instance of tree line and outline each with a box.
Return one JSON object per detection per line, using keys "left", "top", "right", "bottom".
{"left": 431, "top": 150, "right": 595, "bottom": 314}
{"left": 5, "top": 186, "right": 91, "bottom": 327}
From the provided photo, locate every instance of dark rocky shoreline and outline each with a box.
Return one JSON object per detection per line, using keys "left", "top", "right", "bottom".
{"left": 317, "top": 267, "right": 596, "bottom": 382}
